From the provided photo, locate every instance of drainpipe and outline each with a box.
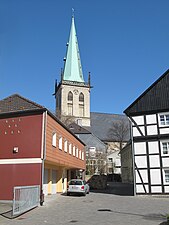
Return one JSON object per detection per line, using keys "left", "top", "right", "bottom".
{"left": 129, "top": 117, "right": 136, "bottom": 196}
{"left": 40, "top": 110, "right": 47, "bottom": 205}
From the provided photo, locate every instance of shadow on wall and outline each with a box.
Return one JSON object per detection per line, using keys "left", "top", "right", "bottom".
{"left": 86, "top": 174, "right": 134, "bottom": 196}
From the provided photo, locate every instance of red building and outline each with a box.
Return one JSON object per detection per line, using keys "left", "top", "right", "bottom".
{"left": 0, "top": 94, "right": 86, "bottom": 201}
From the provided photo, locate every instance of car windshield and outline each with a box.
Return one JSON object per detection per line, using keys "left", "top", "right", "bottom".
{"left": 69, "top": 180, "right": 83, "bottom": 185}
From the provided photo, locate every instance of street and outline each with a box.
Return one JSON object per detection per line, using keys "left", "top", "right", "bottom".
{"left": 0, "top": 192, "right": 169, "bottom": 225}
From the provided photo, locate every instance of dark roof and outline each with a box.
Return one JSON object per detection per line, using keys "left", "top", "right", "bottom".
{"left": 88, "top": 112, "right": 130, "bottom": 142}
{"left": 0, "top": 94, "right": 44, "bottom": 114}
{"left": 68, "top": 122, "right": 91, "bottom": 134}
{"left": 78, "top": 133, "right": 107, "bottom": 152}
{"left": 0, "top": 94, "right": 85, "bottom": 146}
{"left": 124, "top": 69, "right": 169, "bottom": 116}
{"left": 68, "top": 122, "right": 106, "bottom": 152}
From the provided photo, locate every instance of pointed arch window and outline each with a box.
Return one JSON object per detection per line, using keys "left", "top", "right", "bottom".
{"left": 79, "top": 92, "right": 84, "bottom": 102}
{"left": 68, "top": 91, "right": 73, "bottom": 101}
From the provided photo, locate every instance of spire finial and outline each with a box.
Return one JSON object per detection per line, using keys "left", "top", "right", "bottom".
{"left": 72, "top": 8, "right": 75, "bottom": 17}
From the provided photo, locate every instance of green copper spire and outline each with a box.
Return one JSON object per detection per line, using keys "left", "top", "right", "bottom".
{"left": 63, "top": 16, "right": 84, "bottom": 83}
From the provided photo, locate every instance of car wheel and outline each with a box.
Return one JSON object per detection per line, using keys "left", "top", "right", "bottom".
{"left": 67, "top": 192, "right": 70, "bottom": 196}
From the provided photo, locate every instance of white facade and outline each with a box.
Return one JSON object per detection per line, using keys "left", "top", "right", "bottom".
{"left": 131, "top": 113, "right": 169, "bottom": 194}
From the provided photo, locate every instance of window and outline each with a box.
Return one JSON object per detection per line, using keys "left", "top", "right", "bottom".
{"left": 164, "top": 170, "right": 169, "bottom": 183}
{"left": 69, "top": 143, "right": 72, "bottom": 154}
{"left": 68, "top": 103, "right": 73, "bottom": 116}
{"left": 79, "top": 93, "right": 84, "bottom": 102}
{"left": 52, "top": 133, "right": 56, "bottom": 147}
{"left": 77, "top": 119, "right": 82, "bottom": 126}
{"left": 64, "top": 139, "right": 68, "bottom": 152}
{"left": 79, "top": 150, "right": 81, "bottom": 159}
{"left": 59, "top": 136, "right": 62, "bottom": 150}
{"left": 73, "top": 146, "right": 75, "bottom": 156}
{"left": 159, "top": 114, "right": 169, "bottom": 126}
{"left": 108, "top": 158, "right": 113, "bottom": 162}
{"left": 79, "top": 105, "right": 84, "bottom": 117}
{"left": 68, "top": 91, "right": 73, "bottom": 101}
{"left": 82, "top": 152, "right": 84, "bottom": 161}
{"left": 76, "top": 148, "right": 78, "bottom": 158}
{"left": 162, "top": 142, "right": 169, "bottom": 154}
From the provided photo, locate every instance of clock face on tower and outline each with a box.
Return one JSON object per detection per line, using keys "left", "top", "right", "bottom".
{"left": 73, "top": 89, "right": 79, "bottom": 95}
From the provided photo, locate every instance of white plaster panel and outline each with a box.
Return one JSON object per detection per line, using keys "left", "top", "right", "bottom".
{"left": 140, "top": 126, "right": 145, "bottom": 135}
{"left": 162, "top": 158, "right": 169, "bottom": 167}
{"left": 146, "top": 114, "right": 157, "bottom": 124}
{"left": 135, "top": 156, "right": 147, "bottom": 168}
{"left": 133, "top": 127, "right": 141, "bottom": 137}
{"left": 151, "top": 186, "right": 162, "bottom": 193}
{"left": 135, "top": 169, "right": 148, "bottom": 183}
{"left": 150, "top": 169, "right": 161, "bottom": 184}
{"left": 164, "top": 186, "right": 169, "bottom": 193}
{"left": 147, "top": 125, "right": 158, "bottom": 135}
{"left": 149, "top": 155, "right": 160, "bottom": 168}
{"left": 132, "top": 116, "right": 144, "bottom": 125}
{"left": 160, "top": 128, "right": 169, "bottom": 134}
{"left": 136, "top": 184, "right": 148, "bottom": 193}
{"left": 133, "top": 126, "right": 145, "bottom": 137}
{"left": 134, "top": 142, "right": 146, "bottom": 154}
{"left": 148, "top": 141, "right": 159, "bottom": 154}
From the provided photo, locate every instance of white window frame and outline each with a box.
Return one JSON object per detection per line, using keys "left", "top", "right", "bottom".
{"left": 159, "top": 113, "right": 169, "bottom": 126}
{"left": 73, "top": 146, "right": 76, "bottom": 156}
{"left": 69, "top": 143, "right": 72, "bottom": 155}
{"left": 161, "top": 140, "right": 169, "bottom": 155}
{"left": 82, "top": 152, "right": 84, "bottom": 161}
{"left": 52, "top": 132, "right": 56, "bottom": 147}
{"left": 76, "top": 147, "right": 78, "bottom": 158}
{"left": 59, "top": 136, "right": 62, "bottom": 150}
{"left": 64, "top": 139, "right": 68, "bottom": 152}
{"left": 79, "top": 150, "right": 81, "bottom": 159}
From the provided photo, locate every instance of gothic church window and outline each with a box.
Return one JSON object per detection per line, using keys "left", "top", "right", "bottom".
{"left": 68, "top": 91, "right": 73, "bottom": 101}
{"left": 79, "top": 92, "right": 84, "bottom": 102}
{"left": 67, "top": 91, "right": 73, "bottom": 116}
{"left": 79, "top": 92, "right": 84, "bottom": 117}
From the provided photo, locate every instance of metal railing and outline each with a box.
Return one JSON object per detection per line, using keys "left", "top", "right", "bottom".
{"left": 13, "top": 185, "right": 40, "bottom": 216}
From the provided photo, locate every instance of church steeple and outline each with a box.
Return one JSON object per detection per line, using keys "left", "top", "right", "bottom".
{"left": 55, "top": 14, "right": 91, "bottom": 127}
{"left": 63, "top": 16, "right": 84, "bottom": 83}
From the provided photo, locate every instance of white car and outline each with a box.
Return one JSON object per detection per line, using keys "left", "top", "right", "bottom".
{"left": 67, "top": 179, "right": 90, "bottom": 196}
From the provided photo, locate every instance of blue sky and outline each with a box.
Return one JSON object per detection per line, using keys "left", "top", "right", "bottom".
{"left": 1, "top": 0, "right": 169, "bottom": 114}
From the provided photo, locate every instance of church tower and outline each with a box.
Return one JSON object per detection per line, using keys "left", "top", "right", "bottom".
{"left": 55, "top": 15, "right": 91, "bottom": 127}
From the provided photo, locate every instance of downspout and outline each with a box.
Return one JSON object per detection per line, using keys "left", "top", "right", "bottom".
{"left": 40, "top": 110, "right": 47, "bottom": 205}
{"left": 129, "top": 116, "right": 136, "bottom": 196}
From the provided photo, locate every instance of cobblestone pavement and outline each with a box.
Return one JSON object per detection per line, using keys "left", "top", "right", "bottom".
{"left": 0, "top": 192, "right": 169, "bottom": 225}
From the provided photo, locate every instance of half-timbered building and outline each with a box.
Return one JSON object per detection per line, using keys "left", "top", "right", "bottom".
{"left": 124, "top": 69, "right": 169, "bottom": 195}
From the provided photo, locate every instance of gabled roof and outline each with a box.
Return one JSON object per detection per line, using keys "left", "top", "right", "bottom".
{"left": 88, "top": 112, "right": 130, "bottom": 142}
{"left": 0, "top": 94, "right": 44, "bottom": 114}
{"left": 68, "top": 122, "right": 107, "bottom": 152}
{"left": 0, "top": 94, "right": 85, "bottom": 146}
{"left": 63, "top": 16, "right": 84, "bottom": 83}
{"left": 124, "top": 69, "right": 169, "bottom": 116}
